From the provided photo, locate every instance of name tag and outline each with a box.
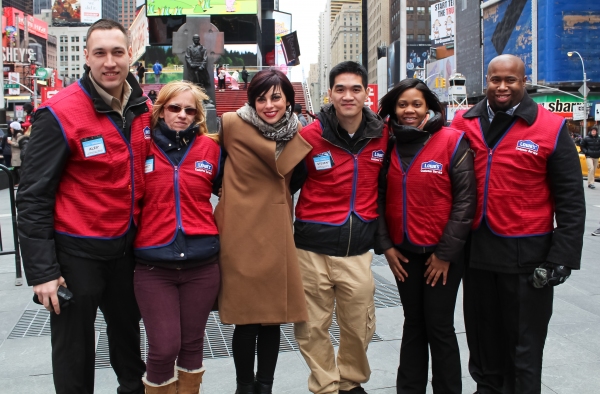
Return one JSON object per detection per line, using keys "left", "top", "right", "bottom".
{"left": 81, "top": 136, "right": 106, "bottom": 158}
{"left": 145, "top": 155, "right": 154, "bottom": 173}
{"left": 313, "top": 151, "right": 334, "bottom": 171}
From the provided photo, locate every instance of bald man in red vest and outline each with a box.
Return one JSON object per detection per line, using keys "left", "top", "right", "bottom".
{"left": 452, "top": 54, "right": 585, "bottom": 394}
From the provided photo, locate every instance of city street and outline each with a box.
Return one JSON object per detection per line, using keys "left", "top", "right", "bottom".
{"left": 0, "top": 182, "right": 599, "bottom": 393}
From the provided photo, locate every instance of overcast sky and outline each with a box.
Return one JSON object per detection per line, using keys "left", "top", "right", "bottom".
{"left": 279, "top": 0, "right": 327, "bottom": 81}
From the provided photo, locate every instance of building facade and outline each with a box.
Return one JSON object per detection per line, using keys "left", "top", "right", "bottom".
{"left": 330, "top": 3, "right": 362, "bottom": 67}
{"left": 119, "top": 0, "right": 138, "bottom": 29}
{"left": 3, "top": 0, "right": 32, "bottom": 14}
{"left": 33, "top": 0, "right": 52, "bottom": 15}
{"left": 367, "top": 0, "right": 389, "bottom": 84}
{"left": 102, "top": 0, "right": 119, "bottom": 24}
{"left": 47, "top": 34, "right": 57, "bottom": 70}
{"left": 50, "top": 26, "right": 89, "bottom": 82}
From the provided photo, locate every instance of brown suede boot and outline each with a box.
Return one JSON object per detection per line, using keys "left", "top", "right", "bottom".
{"left": 177, "top": 368, "right": 205, "bottom": 394}
{"left": 142, "top": 378, "right": 177, "bottom": 394}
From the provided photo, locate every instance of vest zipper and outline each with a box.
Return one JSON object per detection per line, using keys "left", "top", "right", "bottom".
{"left": 346, "top": 154, "right": 359, "bottom": 256}
{"left": 174, "top": 166, "right": 182, "bottom": 230}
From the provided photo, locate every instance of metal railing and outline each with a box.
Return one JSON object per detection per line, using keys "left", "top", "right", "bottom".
{"left": 0, "top": 164, "right": 23, "bottom": 286}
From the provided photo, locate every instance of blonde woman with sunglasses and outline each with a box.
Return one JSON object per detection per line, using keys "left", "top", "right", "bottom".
{"left": 133, "top": 81, "right": 222, "bottom": 394}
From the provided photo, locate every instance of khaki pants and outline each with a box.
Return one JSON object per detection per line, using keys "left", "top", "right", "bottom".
{"left": 586, "top": 157, "right": 598, "bottom": 186}
{"left": 294, "top": 249, "right": 376, "bottom": 394}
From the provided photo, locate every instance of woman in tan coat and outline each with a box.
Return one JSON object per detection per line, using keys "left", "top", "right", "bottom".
{"left": 214, "top": 69, "right": 311, "bottom": 394}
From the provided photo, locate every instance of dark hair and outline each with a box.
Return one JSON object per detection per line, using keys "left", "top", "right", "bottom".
{"left": 23, "top": 103, "right": 34, "bottom": 113}
{"left": 247, "top": 69, "right": 295, "bottom": 109}
{"left": 86, "top": 19, "right": 128, "bottom": 46}
{"left": 329, "top": 61, "right": 368, "bottom": 89}
{"left": 378, "top": 78, "right": 445, "bottom": 121}
{"left": 293, "top": 103, "right": 302, "bottom": 113}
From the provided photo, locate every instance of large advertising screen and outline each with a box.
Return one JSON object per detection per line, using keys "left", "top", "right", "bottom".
{"left": 52, "top": 0, "right": 102, "bottom": 26}
{"left": 146, "top": 0, "right": 258, "bottom": 17}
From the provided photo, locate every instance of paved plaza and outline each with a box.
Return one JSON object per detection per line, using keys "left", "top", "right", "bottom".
{"left": 0, "top": 182, "right": 599, "bottom": 394}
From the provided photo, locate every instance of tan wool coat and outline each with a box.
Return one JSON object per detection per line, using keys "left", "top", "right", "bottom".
{"left": 214, "top": 112, "right": 312, "bottom": 325}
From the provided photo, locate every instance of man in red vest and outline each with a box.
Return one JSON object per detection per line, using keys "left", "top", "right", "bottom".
{"left": 16, "top": 19, "right": 150, "bottom": 394}
{"left": 292, "top": 61, "right": 387, "bottom": 394}
{"left": 452, "top": 54, "right": 585, "bottom": 394}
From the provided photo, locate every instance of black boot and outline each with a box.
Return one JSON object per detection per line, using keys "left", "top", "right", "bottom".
{"left": 235, "top": 381, "right": 255, "bottom": 394}
{"left": 254, "top": 380, "right": 273, "bottom": 394}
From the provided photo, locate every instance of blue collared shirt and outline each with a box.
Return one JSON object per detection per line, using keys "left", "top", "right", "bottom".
{"left": 487, "top": 101, "right": 520, "bottom": 123}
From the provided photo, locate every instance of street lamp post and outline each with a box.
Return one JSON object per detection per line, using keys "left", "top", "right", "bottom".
{"left": 568, "top": 51, "right": 588, "bottom": 136}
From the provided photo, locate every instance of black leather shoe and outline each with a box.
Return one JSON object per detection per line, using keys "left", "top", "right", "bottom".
{"left": 340, "top": 387, "right": 368, "bottom": 394}
{"left": 254, "top": 380, "right": 273, "bottom": 394}
{"left": 235, "top": 382, "right": 255, "bottom": 394}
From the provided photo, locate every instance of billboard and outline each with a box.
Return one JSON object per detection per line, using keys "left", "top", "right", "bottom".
{"left": 482, "top": 0, "right": 532, "bottom": 83}
{"left": 273, "top": 11, "right": 292, "bottom": 68}
{"left": 426, "top": 56, "right": 455, "bottom": 102}
{"left": 5, "top": 7, "right": 48, "bottom": 39}
{"left": 146, "top": 0, "right": 258, "bottom": 16}
{"left": 430, "top": 0, "right": 455, "bottom": 46}
{"left": 129, "top": 6, "right": 149, "bottom": 64}
{"left": 52, "top": 0, "right": 102, "bottom": 26}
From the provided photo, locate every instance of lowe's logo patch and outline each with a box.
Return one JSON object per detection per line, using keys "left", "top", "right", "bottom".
{"left": 195, "top": 160, "right": 213, "bottom": 175}
{"left": 143, "top": 126, "right": 151, "bottom": 140}
{"left": 371, "top": 149, "right": 385, "bottom": 162}
{"left": 516, "top": 140, "right": 539, "bottom": 155}
{"left": 420, "top": 160, "right": 443, "bottom": 174}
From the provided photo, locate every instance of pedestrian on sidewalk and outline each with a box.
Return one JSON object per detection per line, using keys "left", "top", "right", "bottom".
{"left": 451, "top": 54, "right": 585, "bottom": 394}
{"left": 16, "top": 19, "right": 150, "bottom": 394}
{"left": 1, "top": 127, "right": 12, "bottom": 168}
{"left": 580, "top": 126, "right": 600, "bottom": 189}
{"left": 137, "top": 62, "right": 146, "bottom": 84}
{"left": 148, "top": 89, "right": 158, "bottom": 103}
{"left": 293, "top": 104, "right": 308, "bottom": 126}
{"left": 215, "top": 69, "right": 311, "bottom": 394}
{"left": 241, "top": 66, "right": 249, "bottom": 89}
{"left": 153, "top": 60, "right": 163, "bottom": 84}
{"left": 376, "top": 78, "right": 476, "bottom": 394}
{"left": 134, "top": 81, "right": 222, "bottom": 394}
{"left": 217, "top": 66, "right": 227, "bottom": 91}
{"left": 292, "top": 61, "right": 387, "bottom": 394}
{"left": 9, "top": 121, "right": 23, "bottom": 186}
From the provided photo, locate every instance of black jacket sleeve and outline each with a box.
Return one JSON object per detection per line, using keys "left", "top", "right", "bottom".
{"left": 545, "top": 125, "right": 586, "bottom": 269}
{"left": 374, "top": 139, "right": 395, "bottom": 254}
{"left": 434, "top": 138, "right": 476, "bottom": 262}
{"left": 16, "top": 109, "right": 70, "bottom": 286}
{"left": 580, "top": 137, "right": 588, "bottom": 155}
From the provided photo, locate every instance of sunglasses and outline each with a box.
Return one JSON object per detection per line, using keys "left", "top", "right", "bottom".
{"left": 165, "top": 104, "right": 197, "bottom": 116}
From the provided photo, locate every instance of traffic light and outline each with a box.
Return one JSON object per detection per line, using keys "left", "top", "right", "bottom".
{"left": 324, "top": 97, "right": 329, "bottom": 104}
{"left": 441, "top": 78, "right": 446, "bottom": 88}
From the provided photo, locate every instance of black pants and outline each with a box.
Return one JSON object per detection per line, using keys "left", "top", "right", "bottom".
{"left": 50, "top": 250, "right": 145, "bottom": 394}
{"left": 232, "top": 324, "right": 280, "bottom": 385}
{"left": 218, "top": 78, "right": 226, "bottom": 90}
{"left": 395, "top": 250, "right": 463, "bottom": 394}
{"left": 463, "top": 268, "right": 553, "bottom": 394}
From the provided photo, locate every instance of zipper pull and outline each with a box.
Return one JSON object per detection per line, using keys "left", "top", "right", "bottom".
{"left": 174, "top": 166, "right": 178, "bottom": 172}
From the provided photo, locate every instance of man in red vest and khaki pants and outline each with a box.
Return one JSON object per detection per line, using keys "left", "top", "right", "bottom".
{"left": 17, "top": 19, "right": 150, "bottom": 394}
{"left": 452, "top": 54, "right": 585, "bottom": 394}
{"left": 292, "top": 61, "right": 387, "bottom": 394}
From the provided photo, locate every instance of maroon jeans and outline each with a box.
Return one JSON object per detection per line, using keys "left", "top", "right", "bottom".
{"left": 134, "top": 262, "right": 220, "bottom": 384}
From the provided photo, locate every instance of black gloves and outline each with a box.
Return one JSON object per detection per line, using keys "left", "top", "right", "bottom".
{"left": 529, "top": 262, "right": 571, "bottom": 289}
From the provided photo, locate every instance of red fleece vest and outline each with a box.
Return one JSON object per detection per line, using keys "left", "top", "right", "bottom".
{"left": 44, "top": 81, "right": 151, "bottom": 238}
{"left": 452, "top": 105, "right": 564, "bottom": 236}
{"left": 295, "top": 120, "right": 389, "bottom": 225}
{"left": 135, "top": 135, "right": 221, "bottom": 248}
{"left": 385, "top": 127, "right": 464, "bottom": 246}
